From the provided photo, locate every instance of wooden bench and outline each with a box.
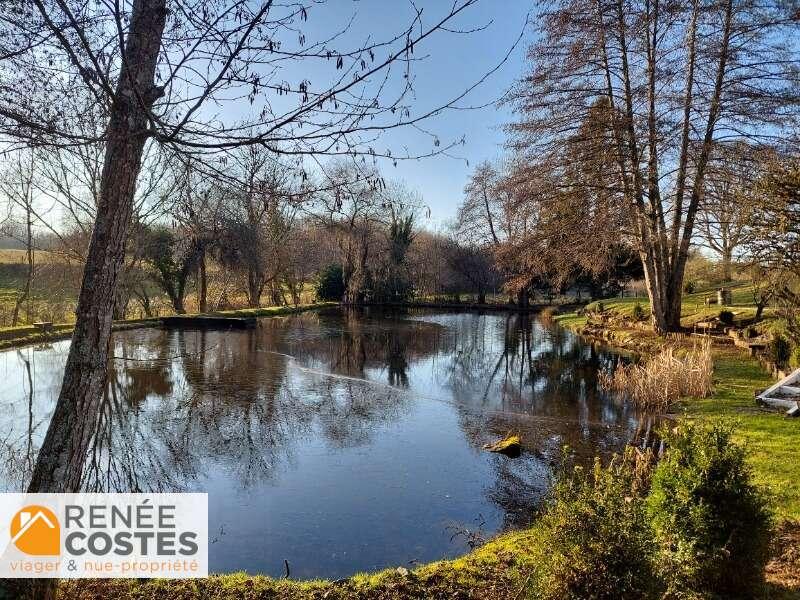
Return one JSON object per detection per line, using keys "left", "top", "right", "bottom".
{"left": 756, "top": 367, "right": 800, "bottom": 417}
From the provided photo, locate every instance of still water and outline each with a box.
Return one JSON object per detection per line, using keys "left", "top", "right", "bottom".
{"left": 0, "top": 308, "right": 642, "bottom": 579}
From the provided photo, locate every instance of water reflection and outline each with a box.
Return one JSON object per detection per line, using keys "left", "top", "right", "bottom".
{"left": 0, "top": 308, "right": 642, "bottom": 579}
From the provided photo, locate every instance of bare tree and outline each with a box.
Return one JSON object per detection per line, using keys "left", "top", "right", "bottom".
{"left": 280, "top": 221, "right": 326, "bottom": 305}
{"left": 216, "top": 147, "right": 299, "bottom": 308}
{"left": 497, "top": 106, "right": 632, "bottom": 302}
{"left": 443, "top": 238, "right": 501, "bottom": 304}
{"left": 745, "top": 156, "right": 800, "bottom": 336}
{"left": 697, "top": 142, "right": 765, "bottom": 281}
{"left": 507, "top": 0, "right": 799, "bottom": 332}
{"left": 312, "top": 163, "right": 388, "bottom": 304}
{"left": 458, "top": 161, "right": 512, "bottom": 246}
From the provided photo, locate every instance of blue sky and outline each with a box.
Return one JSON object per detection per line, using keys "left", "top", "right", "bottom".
{"left": 281, "top": 1, "right": 534, "bottom": 228}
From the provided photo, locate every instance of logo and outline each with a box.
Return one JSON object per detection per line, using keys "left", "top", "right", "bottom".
{"left": 0, "top": 493, "right": 207, "bottom": 578}
{"left": 10, "top": 505, "right": 60, "bottom": 556}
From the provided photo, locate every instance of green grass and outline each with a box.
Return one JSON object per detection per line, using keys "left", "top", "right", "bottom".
{"left": 204, "top": 303, "right": 336, "bottom": 318}
{"left": 684, "top": 351, "right": 800, "bottom": 521}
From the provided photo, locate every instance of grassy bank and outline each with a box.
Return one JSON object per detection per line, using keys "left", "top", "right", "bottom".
{"left": 0, "top": 303, "right": 336, "bottom": 351}
{"left": 690, "top": 351, "right": 800, "bottom": 521}
{"left": 56, "top": 529, "right": 537, "bottom": 600}
{"left": 555, "top": 304, "right": 800, "bottom": 522}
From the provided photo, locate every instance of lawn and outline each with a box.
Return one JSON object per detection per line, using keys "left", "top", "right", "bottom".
{"left": 686, "top": 351, "right": 800, "bottom": 521}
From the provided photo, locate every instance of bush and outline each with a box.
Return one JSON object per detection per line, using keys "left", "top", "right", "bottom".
{"left": 767, "top": 335, "right": 791, "bottom": 367}
{"left": 532, "top": 450, "right": 660, "bottom": 600}
{"left": 718, "top": 310, "right": 734, "bottom": 326}
{"left": 632, "top": 302, "right": 646, "bottom": 322}
{"left": 684, "top": 280, "right": 696, "bottom": 294}
{"left": 647, "top": 422, "right": 772, "bottom": 599}
{"left": 315, "top": 264, "right": 345, "bottom": 301}
{"left": 790, "top": 345, "right": 800, "bottom": 368}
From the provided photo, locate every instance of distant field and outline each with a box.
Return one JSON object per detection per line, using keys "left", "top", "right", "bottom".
{"left": 0, "top": 250, "right": 83, "bottom": 326}
{"left": 0, "top": 249, "right": 62, "bottom": 264}
{"left": 0, "top": 250, "right": 319, "bottom": 326}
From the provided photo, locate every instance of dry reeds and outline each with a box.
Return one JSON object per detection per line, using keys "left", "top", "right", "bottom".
{"left": 599, "top": 339, "right": 714, "bottom": 412}
{"left": 539, "top": 306, "right": 560, "bottom": 323}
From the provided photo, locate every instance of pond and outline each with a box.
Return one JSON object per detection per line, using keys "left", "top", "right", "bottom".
{"left": 0, "top": 308, "right": 644, "bottom": 580}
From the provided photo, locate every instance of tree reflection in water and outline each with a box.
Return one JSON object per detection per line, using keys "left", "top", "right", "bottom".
{"left": 0, "top": 308, "right": 647, "bottom": 578}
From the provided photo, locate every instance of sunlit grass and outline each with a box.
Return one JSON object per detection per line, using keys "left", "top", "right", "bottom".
{"left": 56, "top": 527, "right": 540, "bottom": 600}
{"left": 684, "top": 350, "right": 800, "bottom": 521}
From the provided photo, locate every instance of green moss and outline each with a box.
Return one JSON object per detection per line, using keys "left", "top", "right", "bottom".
{"left": 483, "top": 434, "right": 522, "bottom": 455}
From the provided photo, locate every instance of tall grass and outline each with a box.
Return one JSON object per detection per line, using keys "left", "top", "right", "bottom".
{"left": 600, "top": 339, "right": 713, "bottom": 412}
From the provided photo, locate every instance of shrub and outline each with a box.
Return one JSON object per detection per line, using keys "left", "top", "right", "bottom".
{"left": 767, "top": 335, "right": 791, "bottom": 367}
{"left": 717, "top": 310, "right": 734, "bottom": 326}
{"left": 315, "top": 264, "right": 345, "bottom": 301}
{"left": 595, "top": 301, "right": 605, "bottom": 313}
{"left": 790, "top": 345, "right": 800, "bottom": 368}
{"left": 531, "top": 449, "right": 660, "bottom": 600}
{"left": 632, "top": 302, "right": 646, "bottom": 322}
{"left": 599, "top": 340, "right": 713, "bottom": 412}
{"left": 684, "top": 280, "right": 696, "bottom": 294}
{"left": 647, "top": 422, "right": 772, "bottom": 600}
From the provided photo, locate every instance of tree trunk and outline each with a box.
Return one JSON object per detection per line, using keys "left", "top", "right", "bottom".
{"left": 344, "top": 239, "right": 369, "bottom": 305}
{"left": 112, "top": 281, "right": 130, "bottom": 320}
{"left": 755, "top": 301, "right": 767, "bottom": 322}
{"left": 135, "top": 287, "right": 153, "bottom": 318}
{"left": 344, "top": 266, "right": 366, "bottom": 305}
{"left": 478, "top": 291, "right": 486, "bottom": 305}
{"left": 172, "top": 294, "right": 186, "bottom": 315}
{"left": 247, "top": 268, "right": 263, "bottom": 308}
{"left": 517, "top": 288, "right": 529, "bottom": 309}
{"left": 27, "top": 0, "right": 167, "bottom": 494}
{"left": 662, "top": 0, "right": 733, "bottom": 333}
{"left": 197, "top": 250, "right": 208, "bottom": 313}
{"left": 721, "top": 249, "right": 732, "bottom": 283}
